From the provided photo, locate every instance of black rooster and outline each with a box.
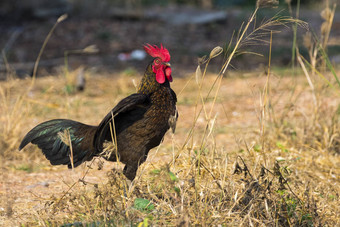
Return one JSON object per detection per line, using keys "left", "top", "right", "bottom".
{"left": 19, "top": 44, "right": 178, "bottom": 181}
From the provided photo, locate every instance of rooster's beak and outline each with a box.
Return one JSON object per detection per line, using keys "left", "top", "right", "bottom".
{"left": 163, "top": 62, "right": 171, "bottom": 67}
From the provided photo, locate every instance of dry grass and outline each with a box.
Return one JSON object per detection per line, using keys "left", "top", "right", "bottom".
{"left": 0, "top": 67, "right": 339, "bottom": 226}
{"left": 1, "top": 3, "right": 340, "bottom": 226}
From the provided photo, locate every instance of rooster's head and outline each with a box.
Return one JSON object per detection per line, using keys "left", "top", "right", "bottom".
{"left": 144, "top": 44, "right": 172, "bottom": 84}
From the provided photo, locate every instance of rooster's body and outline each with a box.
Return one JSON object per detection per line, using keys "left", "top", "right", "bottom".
{"left": 19, "top": 44, "right": 177, "bottom": 180}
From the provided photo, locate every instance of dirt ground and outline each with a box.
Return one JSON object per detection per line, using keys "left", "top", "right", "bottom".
{"left": 1, "top": 69, "right": 339, "bottom": 225}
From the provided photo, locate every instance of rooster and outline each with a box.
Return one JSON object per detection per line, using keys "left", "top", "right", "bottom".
{"left": 19, "top": 44, "right": 178, "bottom": 181}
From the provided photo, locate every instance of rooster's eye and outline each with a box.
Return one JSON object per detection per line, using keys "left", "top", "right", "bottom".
{"left": 155, "top": 59, "right": 160, "bottom": 64}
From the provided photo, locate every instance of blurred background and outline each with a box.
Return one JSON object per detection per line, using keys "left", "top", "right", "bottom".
{"left": 0, "top": 0, "right": 339, "bottom": 79}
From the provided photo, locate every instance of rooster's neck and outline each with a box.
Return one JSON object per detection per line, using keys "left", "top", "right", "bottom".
{"left": 138, "top": 62, "right": 170, "bottom": 95}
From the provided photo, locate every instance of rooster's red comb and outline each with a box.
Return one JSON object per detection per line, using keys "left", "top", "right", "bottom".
{"left": 144, "top": 44, "right": 170, "bottom": 62}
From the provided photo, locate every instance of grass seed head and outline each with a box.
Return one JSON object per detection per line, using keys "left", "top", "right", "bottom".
{"left": 83, "top": 45, "right": 99, "bottom": 54}
{"left": 195, "top": 65, "right": 202, "bottom": 84}
{"left": 57, "top": 129, "right": 71, "bottom": 146}
{"left": 57, "top": 14, "right": 68, "bottom": 23}
{"left": 198, "top": 55, "right": 208, "bottom": 65}
{"left": 320, "top": 7, "right": 332, "bottom": 22}
{"left": 209, "top": 46, "right": 223, "bottom": 59}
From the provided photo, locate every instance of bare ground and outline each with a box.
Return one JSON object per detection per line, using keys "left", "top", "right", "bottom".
{"left": 0, "top": 69, "right": 340, "bottom": 225}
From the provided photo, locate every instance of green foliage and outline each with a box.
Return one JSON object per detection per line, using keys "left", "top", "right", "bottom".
{"left": 276, "top": 141, "right": 289, "bottom": 153}
{"left": 12, "top": 163, "right": 35, "bottom": 173}
{"left": 168, "top": 171, "right": 178, "bottom": 181}
{"left": 253, "top": 144, "right": 262, "bottom": 152}
{"left": 64, "top": 84, "right": 74, "bottom": 94}
{"left": 133, "top": 198, "right": 155, "bottom": 212}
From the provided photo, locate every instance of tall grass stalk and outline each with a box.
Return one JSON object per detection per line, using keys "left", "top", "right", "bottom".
{"left": 172, "top": 1, "right": 305, "bottom": 166}
{"left": 296, "top": 47, "right": 318, "bottom": 108}
{"left": 30, "top": 14, "right": 67, "bottom": 90}
{"left": 318, "top": 44, "right": 339, "bottom": 87}
{"left": 175, "top": 5, "right": 259, "bottom": 162}
{"left": 299, "top": 54, "right": 337, "bottom": 91}
{"left": 168, "top": 4, "right": 307, "bottom": 220}
{"left": 292, "top": 0, "right": 300, "bottom": 70}
{"left": 259, "top": 30, "right": 273, "bottom": 167}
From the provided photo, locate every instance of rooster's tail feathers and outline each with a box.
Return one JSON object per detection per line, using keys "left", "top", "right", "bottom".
{"left": 19, "top": 119, "right": 96, "bottom": 168}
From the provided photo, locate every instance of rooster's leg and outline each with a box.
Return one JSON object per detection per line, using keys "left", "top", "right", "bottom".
{"left": 123, "top": 163, "right": 138, "bottom": 181}
{"left": 123, "top": 151, "right": 149, "bottom": 180}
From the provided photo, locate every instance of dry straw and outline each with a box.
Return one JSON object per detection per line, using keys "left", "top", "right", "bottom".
{"left": 1, "top": 1, "right": 339, "bottom": 226}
